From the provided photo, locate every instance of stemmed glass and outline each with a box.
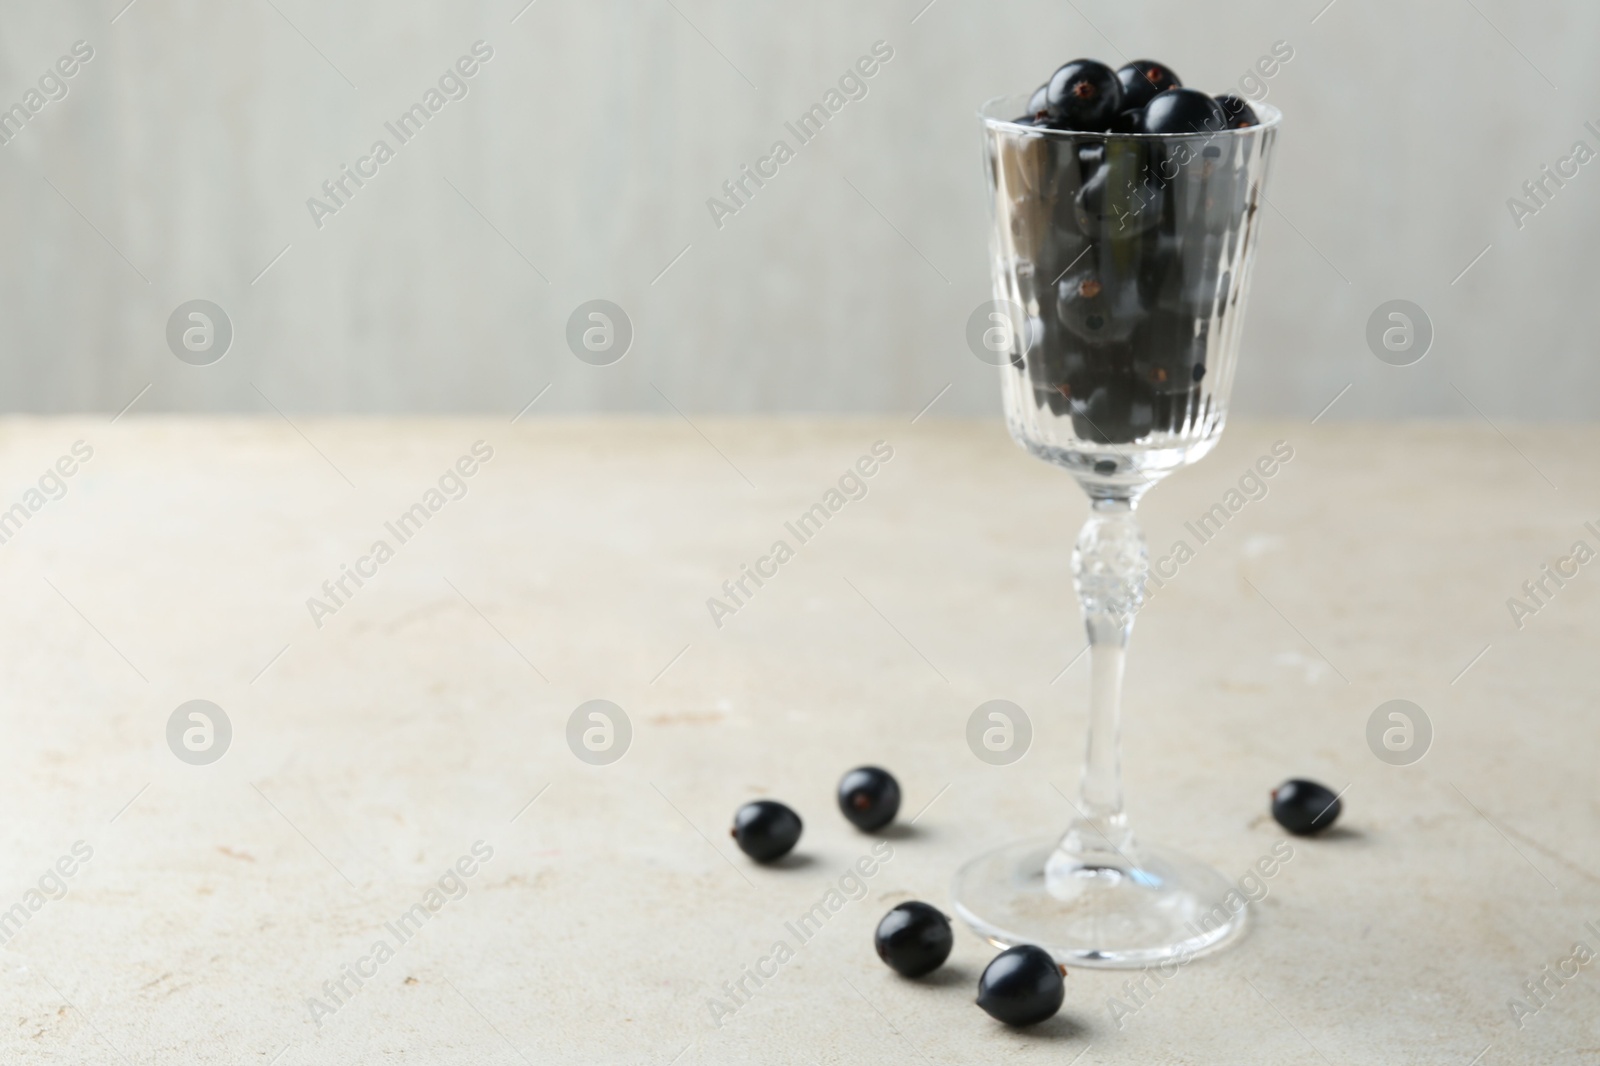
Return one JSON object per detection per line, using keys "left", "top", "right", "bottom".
{"left": 952, "top": 94, "right": 1281, "bottom": 967}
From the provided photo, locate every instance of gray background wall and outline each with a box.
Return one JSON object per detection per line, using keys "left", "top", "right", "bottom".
{"left": 0, "top": 0, "right": 1594, "bottom": 419}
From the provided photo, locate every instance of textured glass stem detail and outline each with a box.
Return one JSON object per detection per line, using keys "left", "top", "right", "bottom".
{"left": 1065, "top": 496, "right": 1147, "bottom": 857}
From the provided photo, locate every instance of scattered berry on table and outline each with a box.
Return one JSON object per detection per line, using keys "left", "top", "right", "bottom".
{"left": 874, "top": 902, "right": 954, "bottom": 977}
{"left": 838, "top": 766, "right": 901, "bottom": 832}
{"left": 731, "top": 800, "right": 802, "bottom": 862}
{"left": 977, "top": 944, "right": 1067, "bottom": 1027}
{"left": 1270, "top": 778, "right": 1342, "bottom": 835}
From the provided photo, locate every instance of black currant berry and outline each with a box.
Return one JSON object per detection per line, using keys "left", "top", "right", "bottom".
{"left": 1141, "top": 88, "right": 1226, "bottom": 135}
{"left": 1132, "top": 310, "right": 1207, "bottom": 396}
{"left": 1071, "top": 372, "right": 1156, "bottom": 444}
{"left": 1055, "top": 337, "right": 1130, "bottom": 406}
{"left": 731, "top": 800, "right": 802, "bottom": 862}
{"left": 1271, "top": 779, "right": 1342, "bottom": 836}
{"left": 1115, "top": 59, "right": 1182, "bottom": 111}
{"left": 1027, "top": 82, "right": 1050, "bottom": 120}
{"left": 1214, "top": 93, "right": 1259, "bottom": 129}
{"left": 1024, "top": 318, "right": 1110, "bottom": 418}
{"left": 1045, "top": 59, "right": 1122, "bottom": 131}
{"left": 976, "top": 945, "right": 1066, "bottom": 1027}
{"left": 1073, "top": 149, "right": 1161, "bottom": 239}
{"left": 1056, "top": 268, "right": 1144, "bottom": 345}
{"left": 837, "top": 766, "right": 901, "bottom": 832}
{"left": 1076, "top": 141, "right": 1106, "bottom": 174}
{"left": 1109, "top": 108, "right": 1144, "bottom": 134}
{"left": 874, "top": 902, "right": 953, "bottom": 977}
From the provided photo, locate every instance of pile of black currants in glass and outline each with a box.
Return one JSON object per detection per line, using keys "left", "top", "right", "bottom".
{"left": 1020, "top": 59, "right": 1258, "bottom": 136}
{"left": 1000, "top": 58, "right": 1263, "bottom": 446}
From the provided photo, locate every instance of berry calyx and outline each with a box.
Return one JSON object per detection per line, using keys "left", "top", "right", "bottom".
{"left": 1045, "top": 59, "right": 1122, "bottom": 131}
{"left": 838, "top": 766, "right": 901, "bottom": 832}
{"left": 1115, "top": 59, "right": 1182, "bottom": 110}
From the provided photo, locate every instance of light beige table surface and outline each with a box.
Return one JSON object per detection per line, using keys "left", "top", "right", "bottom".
{"left": 0, "top": 416, "right": 1596, "bottom": 1065}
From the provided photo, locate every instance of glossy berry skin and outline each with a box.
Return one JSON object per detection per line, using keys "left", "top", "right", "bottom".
{"left": 1271, "top": 779, "right": 1341, "bottom": 836}
{"left": 838, "top": 766, "right": 901, "bottom": 832}
{"left": 1132, "top": 310, "right": 1207, "bottom": 396}
{"left": 1115, "top": 59, "right": 1182, "bottom": 111}
{"left": 1027, "top": 83, "right": 1050, "bottom": 120}
{"left": 1109, "top": 108, "right": 1144, "bottom": 134}
{"left": 1214, "top": 93, "right": 1259, "bottom": 129}
{"left": 977, "top": 945, "right": 1066, "bottom": 1027}
{"left": 1046, "top": 59, "right": 1122, "bottom": 131}
{"left": 1073, "top": 147, "right": 1162, "bottom": 239}
{"left": 1071, "top": 372, "right": 1156, "bottom": 444}
{"left": 731, "top": 800, "right": 802, "bottom": 862}
{"left": 1141, "top": 88, "right": 1227, "bottom": 135}
{"left": 874, "top": 902, "right": 953, "bottom": 977}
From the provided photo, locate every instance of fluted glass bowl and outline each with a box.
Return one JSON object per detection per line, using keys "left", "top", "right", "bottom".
{"left": 980, "top": 93, "right": 1280, "bottom": 497}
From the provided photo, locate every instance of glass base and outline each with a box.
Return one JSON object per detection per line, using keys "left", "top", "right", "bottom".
{"left": 952, "top": 834, "right": 1247, "bottom": 969}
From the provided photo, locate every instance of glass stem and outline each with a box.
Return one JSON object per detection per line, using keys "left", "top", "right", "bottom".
{"left": 1065, "top": 494, "right": 1148, "bottom": 859}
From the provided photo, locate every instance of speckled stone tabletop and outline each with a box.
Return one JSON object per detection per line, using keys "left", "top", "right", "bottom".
{"left": 0, "top": 416, "right": 1596, "bottom": 1065}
